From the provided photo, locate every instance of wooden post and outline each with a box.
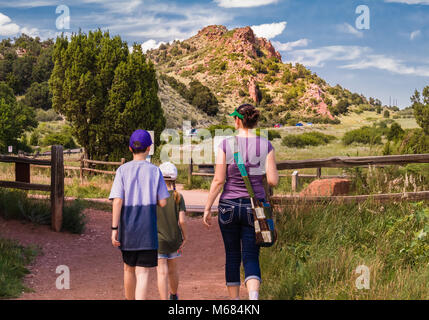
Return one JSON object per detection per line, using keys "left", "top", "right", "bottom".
{"left": 292, "top": 170, "right": 299, "bottom": 193}
{"left": 121, "top": 158, "right": 125, "bottom": 165}
{"left": 188, "top": 158, "right": 193, "bottom": 186}
{"left": 15, "top": 162, "right": 30, "bottom": 183}
{"left": 316, "top": 167, "right": 322, "bottom": 179}
{"left": 51, "top": 145, "right": 64, "bottom": 232}
{"left": 80, "top": 154, "right": 84, "bottom": 184}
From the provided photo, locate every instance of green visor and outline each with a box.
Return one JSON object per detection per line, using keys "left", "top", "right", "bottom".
{"left": 229, "top": 109, "right": 244, "bottom": 120}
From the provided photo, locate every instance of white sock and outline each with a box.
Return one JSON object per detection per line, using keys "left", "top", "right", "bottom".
{"left": 249, "top": 291, "right": 259, "bottom": 300}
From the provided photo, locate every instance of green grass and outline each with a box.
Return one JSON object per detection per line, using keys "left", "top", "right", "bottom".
{"left": 0, "top": 189, "right": 87, "bottom": 234}
{"left": 0, "top": 238, "right": 39, "bottom": 299}
{"left": 260, "top": 200, "right": 429, "bottom": 299}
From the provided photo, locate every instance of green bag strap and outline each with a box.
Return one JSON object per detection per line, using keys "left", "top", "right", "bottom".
{"left": 230, "top": 136, "right": 256, "bottom": 199}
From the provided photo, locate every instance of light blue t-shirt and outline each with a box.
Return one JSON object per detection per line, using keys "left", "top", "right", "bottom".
{"left": 109, "top": 160, "right": 170, "bottom": 251}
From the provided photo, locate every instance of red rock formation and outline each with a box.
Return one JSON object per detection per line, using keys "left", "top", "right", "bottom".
{"left": 257, "top": 38, "right": 282, "bottom": 61}
{"left": 300, "top": 179, "right": 351, "bottom": 197}
{"left": 248, "top": 78, "right": 259, "bottom": 104}
{"left": 197, "top": 25, "right": 227, "bottom": 39}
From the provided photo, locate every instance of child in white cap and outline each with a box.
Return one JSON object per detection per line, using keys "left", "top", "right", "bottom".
{"left": 157, "top": 162, "right": 187, "bottom": 300}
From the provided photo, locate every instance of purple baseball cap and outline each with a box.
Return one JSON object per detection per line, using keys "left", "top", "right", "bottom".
{"left": 129, "top": 129, "right": 152, "bottom": 150}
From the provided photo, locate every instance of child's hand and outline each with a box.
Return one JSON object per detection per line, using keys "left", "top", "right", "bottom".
{"left": 203, "top": 209, "right": 212, "bottom": 228}
{"left": 111, "top": 230, "right": 120, "bottom": 247}
{"left": 179, "top": 238, "right": 187, "bottom": 251}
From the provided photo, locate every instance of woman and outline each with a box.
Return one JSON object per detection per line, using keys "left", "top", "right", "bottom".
{"left": 203, "top": 104, "right": 279, "bottom": 300}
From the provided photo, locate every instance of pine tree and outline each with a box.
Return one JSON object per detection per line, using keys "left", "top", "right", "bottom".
{"left": 49, "top": 30, "right": 165, "bottom": 160}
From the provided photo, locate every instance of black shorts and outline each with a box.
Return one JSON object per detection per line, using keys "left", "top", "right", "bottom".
{"left": 121, "top": 250, "right": 158, "bottom": 268}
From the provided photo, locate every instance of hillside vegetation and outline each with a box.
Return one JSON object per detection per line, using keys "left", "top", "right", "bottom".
{"left": 147, "top": 25, "right": 387, "bottom": 127}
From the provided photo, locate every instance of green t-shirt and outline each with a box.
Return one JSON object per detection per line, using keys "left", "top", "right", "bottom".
{"left": 157, "top": 190, "right": 186, "bottom": 255}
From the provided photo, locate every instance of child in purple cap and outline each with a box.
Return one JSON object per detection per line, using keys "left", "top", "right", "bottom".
{"left": 109, "top": 129, "right": 170, "bottom": 300}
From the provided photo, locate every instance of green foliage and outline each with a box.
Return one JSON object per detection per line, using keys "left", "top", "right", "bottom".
{"left": 35, "top": 108, "right": 62, "bottom": 122}
{"left": 41, "top": 131, "right": 76, "bottom": 149}
{"left": 260, "top": 201, "right": 429, "bottom": 299}
{"left": 342, "top": 126, "right": 382, "bottom": 146}
{"left": 188, "top": 80, "right": 219, "bottom": 116}
{"left": 282, "top": 131, "right": 336, "bottom": 148}
{"left": 23, "top": 81, "right": 52, "bottom": 110}
{"left": 387, "top": 122, "right": 405, "bottom": 142}
{"left": 0, "top": 188, "right": 86, "bottom": 234}
{"left": 0, "top": 82, "right": 37, "bottom": 152}
{"left": 50, "top": 31, "right": 165, "bottom": 161}
{"left": 255, "top": 128, "right": 281, "bottom": 141}
{"left": 0, "top": 238, "right": 38, "bottom": 298}
{"left": 207, "top": 124, "right": 235, "bottom": 137}
{"left": 384, "top": 110, "right": 390, "bottom": 118}
{"left": 412, "top": 87, "right": 429, "bottom": 135}
{"left": 330, "top": 99, "right": 350, "bottom": 116}
{"left": 395, "top": 129, "right": 429, "bottom": 154}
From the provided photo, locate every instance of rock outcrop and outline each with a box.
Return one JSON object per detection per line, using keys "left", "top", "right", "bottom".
{"left": 300, "top": 178, "right": 351, "bottom": 197}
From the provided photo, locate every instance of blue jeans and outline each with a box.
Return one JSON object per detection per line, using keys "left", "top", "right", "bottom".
{"left": 218, "top": 198, "right": 262, "bottom": 287}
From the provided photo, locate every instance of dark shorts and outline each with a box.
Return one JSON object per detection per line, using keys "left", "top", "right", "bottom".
{"left": 121, "top": 250, "right": 158, "bottom": 268}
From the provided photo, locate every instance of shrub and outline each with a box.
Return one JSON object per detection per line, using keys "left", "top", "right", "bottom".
{"left": 282, "top": 131, "right": 336, "bottom": 148}
{"left": 188, "top": 80, "right": 219, "bottom": 116}
{"left": 0, "top": 189, "right": 86, "bottom": 234}
{"left": 256, "top": 129, "right": 281, "bottom": 141}
{"left": 387, "top": 122, "right": 405, "bottom": 142}
{"left": 342, "top": 126, "right": 382, "bottom": 145}
{"left": 41, "top": 132, "right": 76, "bottom": 149}
{"left": 35, "top": 108, "right": 62, "bottom": 122}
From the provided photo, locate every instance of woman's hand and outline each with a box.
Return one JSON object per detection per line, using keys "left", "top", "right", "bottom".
{"left": 203, "top": 209, "right": 212, "bottom": 228}
{"left": 111, "top": 230, "right": 120, "bottom": 247}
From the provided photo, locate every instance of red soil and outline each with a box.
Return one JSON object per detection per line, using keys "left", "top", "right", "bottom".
{"left": 0, "top": 209, "right": 248, "bottom": 300}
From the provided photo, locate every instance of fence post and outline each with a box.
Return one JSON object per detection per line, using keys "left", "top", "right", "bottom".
{"left": 121, "top": 158, "right": 125, "bottom": 165}
{"left": 51, "top": 145, "right": 64, "bottom": 232}
{"left": 316, "top": 167, "right": 322, "bottom": 179}
{"left": 292, "top": 170, "right": 299, "bottom": 193}
{"left": 188, "top": 158, "right": 193, "bottom": 186}
{"left": 80, "top": 154, "right": 84, "bottom": 184}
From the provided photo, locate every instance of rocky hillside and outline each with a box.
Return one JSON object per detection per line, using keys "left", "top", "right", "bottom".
{"left": 148, "top": 25, "right": 382, "bottom": 127}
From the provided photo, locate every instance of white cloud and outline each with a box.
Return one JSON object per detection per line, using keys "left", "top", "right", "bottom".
{"left": 337, "top": 23, "right": 363, "bottom": 38}
{"left": 141, "top": 39, "right": 165, "bottom": 52}
{"left": 215, "top": 0, "right": 278, "bottom": 8}
{"left": 410, "top": 30, "right": 421, "bottom": 40}
{"left": 272, "top": 38, "right": 309, "bottom": 51}
{"left": 341, "top": 55, "right": 429, "bottom": 77}
{"left": 0, "top": 12, "right": 20, "bottom": 36}
{"left": 286, "top": 44, "right": 429, "bottom": 77}
{"left": 250, "top": 21, "right": 286, "bottom": 39}
{"left": 287, "top": 46, "right": 369, "bottom": 67}
{"left": 0, "top": 12, "right": 40, "bottom": 37}
{"left": 384, "top": 0, "right": 429, "bottom": 4}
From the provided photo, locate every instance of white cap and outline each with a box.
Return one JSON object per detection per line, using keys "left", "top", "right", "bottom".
{"left": 159, "top": 162, "right": 178, "bottom": 180}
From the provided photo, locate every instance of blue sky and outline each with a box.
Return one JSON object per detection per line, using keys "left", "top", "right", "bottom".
{"left": 1, "top": 0, "right": 428, "bottom": 108}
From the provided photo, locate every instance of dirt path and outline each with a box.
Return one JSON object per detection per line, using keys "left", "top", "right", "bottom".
{"left": 0, "top": 208, "right": 248, "bottom": 300}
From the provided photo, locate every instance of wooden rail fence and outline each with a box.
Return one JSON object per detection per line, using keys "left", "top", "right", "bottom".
{"left": 188, "top": 153, "right": 429, "bottom": 206}
{"left": 0, "top": 145, "right": 64, "bottom": 232}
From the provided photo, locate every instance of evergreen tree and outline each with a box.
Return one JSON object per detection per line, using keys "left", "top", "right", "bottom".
{"left": 0, "top": 82, "right": 37, "bottom": 151}
{"left": 102, "top": 44, "right": 165, "bottom": 160}
{"left": 412, "top": 87, "right": 429, "bottom": 135}
{"left": 49, "top": 30, "right": 165, "bottom": 160}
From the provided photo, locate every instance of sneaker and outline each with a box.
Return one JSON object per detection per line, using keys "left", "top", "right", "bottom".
{"left": 169, "top": 293, "right": 179, "bottom": 300}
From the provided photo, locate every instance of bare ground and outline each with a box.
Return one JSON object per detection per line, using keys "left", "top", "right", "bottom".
{"left": 0, "top": 208, "right": 249, "bottom": 300}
